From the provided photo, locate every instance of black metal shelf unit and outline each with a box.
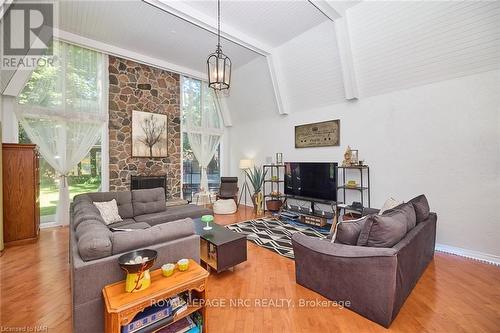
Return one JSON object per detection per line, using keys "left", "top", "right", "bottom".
{"left": 262, "top": 164, "right": 285, "bottom": 214}
{"left": 337, "top": 165, "right": 371, "bottom": 207}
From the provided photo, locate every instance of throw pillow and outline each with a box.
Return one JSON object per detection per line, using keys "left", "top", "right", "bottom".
{"left": 357, "top": 211, "right": 408, "bottom": 247}
{"left": 383, "top": 202, "right": 417, "bottom": 231}
{"left": 408, "top": 194, "right": 430, "bottom": 223}
{"left": 379, "top": 197, "right": 404, "bottom": 215}
{"left": 332, "top": 216, "right": 367, "bottom": 245}
{"left": 94, "top": 199, "right": 123, "bottom": 225}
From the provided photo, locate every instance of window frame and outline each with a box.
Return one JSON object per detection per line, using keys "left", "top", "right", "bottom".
{"left": 180, "top": 76, "right": 224, "bottom": 201}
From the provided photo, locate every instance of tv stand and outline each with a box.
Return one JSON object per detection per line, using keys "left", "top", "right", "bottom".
{"left": 279, "top": 195, "right": 340, "bottom": 228}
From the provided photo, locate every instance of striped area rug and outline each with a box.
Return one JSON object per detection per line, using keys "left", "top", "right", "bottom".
{"left": 226, "top": 217, "right": 330, "bottom": 259}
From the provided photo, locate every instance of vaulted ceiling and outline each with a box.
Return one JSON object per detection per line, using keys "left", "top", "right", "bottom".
{"left": 1, "top": 0, "right": 361, "bottom": 95}
{"left": 56, "top": 0, "right": 358, "bottom": 74}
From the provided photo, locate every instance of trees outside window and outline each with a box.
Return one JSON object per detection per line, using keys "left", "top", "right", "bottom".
{"left": 181, "top": 77, "right": 223, "bottom": 201}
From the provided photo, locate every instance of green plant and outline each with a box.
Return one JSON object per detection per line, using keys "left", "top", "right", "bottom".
{"left": 245, "top": 166, "right": 267, "bottom": 194}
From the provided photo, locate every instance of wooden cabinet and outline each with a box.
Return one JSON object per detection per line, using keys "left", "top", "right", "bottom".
{"left": 2, "top": 144, "right": 40, "bottom": 245}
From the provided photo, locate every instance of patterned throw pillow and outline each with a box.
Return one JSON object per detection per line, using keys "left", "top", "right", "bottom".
{"left": 94, "top": 199, "right": 123, "bottom": 225}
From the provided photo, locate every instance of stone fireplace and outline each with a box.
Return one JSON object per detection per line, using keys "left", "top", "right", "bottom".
{"left": 108, "top": 56, "right": 181, "bottom": 199}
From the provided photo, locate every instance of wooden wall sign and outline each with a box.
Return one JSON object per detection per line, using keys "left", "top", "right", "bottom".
{"left": 295, "top": 120, "right": 340, "bottom": 148}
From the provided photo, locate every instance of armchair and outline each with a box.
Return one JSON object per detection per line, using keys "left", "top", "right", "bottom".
{"left": 216, "top": 177, "right": 239, "bottom": 203}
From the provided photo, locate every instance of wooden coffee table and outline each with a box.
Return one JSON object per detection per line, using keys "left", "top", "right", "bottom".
{"left": 102, "top": 259, "right": 209, "bottom": 333}
{"left": 193, "top": 219, "right": 247, "bottom": 273}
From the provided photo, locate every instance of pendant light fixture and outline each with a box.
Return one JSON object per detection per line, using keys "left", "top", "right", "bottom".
{"left": 207, "top": 0, "right": 231, "bottom": 91}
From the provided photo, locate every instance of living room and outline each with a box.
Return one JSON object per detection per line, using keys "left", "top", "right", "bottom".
{"left": 0, "top": 0, "right": 499, "bottom": 332}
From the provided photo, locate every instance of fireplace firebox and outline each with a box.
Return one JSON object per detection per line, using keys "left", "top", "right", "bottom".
{"left": 130, "top": 175, "right": 167, "bottom": 195}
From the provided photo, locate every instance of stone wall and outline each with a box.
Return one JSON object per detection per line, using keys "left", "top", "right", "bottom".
{"left": 108, "top": 56, "right": 181, "bottom": 198}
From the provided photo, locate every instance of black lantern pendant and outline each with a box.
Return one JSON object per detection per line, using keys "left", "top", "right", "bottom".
{"left": 207, "top": 0, "right": 231, "bottom": 90}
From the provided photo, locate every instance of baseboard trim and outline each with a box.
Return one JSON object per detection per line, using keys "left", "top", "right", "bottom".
{"left": 40, "top": 222, "right": 63, "bottom": 229}
{"left": 435, "top": 243, "right": 500, "bottom": 266}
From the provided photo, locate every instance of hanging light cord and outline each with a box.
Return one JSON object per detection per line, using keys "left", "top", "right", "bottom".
{"left": 217, "top": 0, "right": 221, "bottom": 53}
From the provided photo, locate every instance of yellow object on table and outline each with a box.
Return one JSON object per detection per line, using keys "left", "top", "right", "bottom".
{"left": 178, "top": 259, "right": 189, "bottom": 271}
{"left": 125, "top": 270, "right": 151, "bottom": 293}
{"left": 161, "top": 263, "right": 175, "bottom": 277}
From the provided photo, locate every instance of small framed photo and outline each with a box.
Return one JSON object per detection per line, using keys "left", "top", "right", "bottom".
{"left": 351, "top": 150, "right": 359, "bottom": 164}
{"left": 276, "top": 153, "right": 283, "bottom": 165}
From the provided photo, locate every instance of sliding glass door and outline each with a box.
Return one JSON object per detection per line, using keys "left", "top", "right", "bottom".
{"left": 19, "top": 125, "right": 102, "bottom": 222}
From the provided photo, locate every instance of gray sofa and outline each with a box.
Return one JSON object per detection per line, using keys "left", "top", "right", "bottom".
{"left": 292, "top": 195, "right": 436, "bottom": 328}
{"left": 70, "top": 188, "right": 212, "bottom": 333}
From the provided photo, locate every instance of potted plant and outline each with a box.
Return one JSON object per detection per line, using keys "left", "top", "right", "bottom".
{"left": 266, "top": 191, "right": 283, "bottom": 212}
{"left": 245, "top": 166, "right": 267, "bottom": 215}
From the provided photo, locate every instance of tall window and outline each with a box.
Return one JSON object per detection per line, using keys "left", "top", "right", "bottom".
{"left": 16, "top": 41, "right": 107, "bottom": 224}
{"left": 181, "top": 77, "right": 223, "bottom": 201}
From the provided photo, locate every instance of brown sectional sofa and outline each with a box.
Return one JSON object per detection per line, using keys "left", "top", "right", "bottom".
{"left": 292, "top": 195, "right": 437, "bottom": 328}
{"left": 70, "top": 188, "right": 212, "bottom": 333}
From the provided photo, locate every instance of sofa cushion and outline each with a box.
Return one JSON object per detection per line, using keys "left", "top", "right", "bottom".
{"left": 109, "top": 222, "right": 151, "bottom": 231}
{"left": 408, "top": 194, "right": 430, "bottom": 223}
{"left": 72, "top": 204, "right": 104, "bottom": 229}
{"left": 77, "top": 226, "right": 113, "bottom": 261}
{"left": 73, "top": 201, "right": 97, "bottom": 215}
{"left": 134, "top": 204, "right": 212, "bottom": 226}
{"left": 86, "top": 191, "right": 134, "bottom": 219}
{"left": 73, "top": 194, "right": 93, "bottom": 205}
{"left": 132, "top": 188, "right": 166, "bottom": 216}
{"left": 111, "top": 218, "right": 195, "bottom": 255}
{"left": 384, "top": 202, "right": 417, "bottom": 231}
{"left": 108, "top": 219, "right": 139, "bottom": 228}
{"left": 333, "top": 217, "right": 368, "bottom": 245}
{"left": 75, "top": 219, "right": 108, "bottom": 240}
{"left": 357, "top": 210, "right": 409, "bottom": 247}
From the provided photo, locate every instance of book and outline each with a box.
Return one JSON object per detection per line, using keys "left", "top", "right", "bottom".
{"left": 121, "top": 302, "right": 172, "bottom": 333}
{"left": 156, "top": 316, "right": 196, "bottom": 333}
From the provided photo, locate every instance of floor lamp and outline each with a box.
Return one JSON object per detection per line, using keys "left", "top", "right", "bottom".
{"left": 238, "top": 159, "right": 253, "bottom": 207}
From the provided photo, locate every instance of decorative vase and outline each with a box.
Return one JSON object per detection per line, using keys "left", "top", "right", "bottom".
{"left": 252, "top": 192, "right": 264, "bottom": 215}
{"left": 266, "top": 199, "right": 283, "bottom": 212}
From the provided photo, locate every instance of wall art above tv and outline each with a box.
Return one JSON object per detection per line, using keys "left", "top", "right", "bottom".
{"left": 295, "top": 119, "right": 340, "bottom": 148}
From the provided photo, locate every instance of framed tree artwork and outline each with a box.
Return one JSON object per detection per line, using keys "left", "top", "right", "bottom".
{"left": 132, "top": 110, "right": 168, "bottom": 157}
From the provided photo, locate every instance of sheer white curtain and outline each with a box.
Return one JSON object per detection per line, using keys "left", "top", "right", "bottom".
{"left": 15, "top": 41, "right": 108, "bottom": 225}
{"left": 184, "top": 78, "right": 224, "bottom": 192}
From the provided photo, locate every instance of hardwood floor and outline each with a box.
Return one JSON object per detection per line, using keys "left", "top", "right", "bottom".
{"left": 1, "top": 206, "right": 499, "bottom": 332}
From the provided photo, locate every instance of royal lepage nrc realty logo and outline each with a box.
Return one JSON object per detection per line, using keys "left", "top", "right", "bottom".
{"left": 1, "top": 1, "right": 54, "bottom": 69}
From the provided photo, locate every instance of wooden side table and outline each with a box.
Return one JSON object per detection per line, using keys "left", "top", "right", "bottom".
{"left": 103, "top": 259, "right": 209, "bottom": 333}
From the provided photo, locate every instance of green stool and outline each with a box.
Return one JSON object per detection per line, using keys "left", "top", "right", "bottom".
{"left": 201, "top": 215, "right": 214, "bottom": 230}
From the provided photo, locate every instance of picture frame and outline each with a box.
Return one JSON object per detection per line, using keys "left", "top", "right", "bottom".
{"left": 295, "top": 119, "right": 340, "bottom": 148}
{"left": 132, "top": 110, "right": 168, "bottom": 158}
{"left": 351, "top": 149, "right": 359, "bottom": 164}
{"left": 276, "top": 153, "right": 283, "bottom": 165}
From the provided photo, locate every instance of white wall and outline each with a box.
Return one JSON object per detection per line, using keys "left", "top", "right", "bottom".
{"left": 1, "top": 95, "right": 19, "bottom": 143}
{"left": 229, "top": 69, "right": 500, "bottom": 258}
{"left": 226, "top": 1, "right": 500, "bottom": 259}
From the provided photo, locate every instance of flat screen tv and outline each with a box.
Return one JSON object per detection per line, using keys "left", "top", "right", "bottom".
{"left": 284, "top": 162, "right": 338, "bottom": 201}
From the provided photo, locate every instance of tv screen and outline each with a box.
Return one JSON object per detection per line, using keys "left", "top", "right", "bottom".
{"left": 284, "top": 162, "right": 338, "bottom": 201}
